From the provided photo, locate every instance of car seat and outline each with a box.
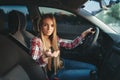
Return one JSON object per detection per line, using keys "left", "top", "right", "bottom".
{"left": 0, "top": 34, "right": 46, "bottom": 80}
{"left": 8, "top": 10, "right": 34, "bottom": 50}
{"left": 0, "top": 13, "right": 46, "bottom": 80}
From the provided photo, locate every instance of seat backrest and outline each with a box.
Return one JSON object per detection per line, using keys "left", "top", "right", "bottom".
{"left": 0, "top": 34, "right": 46, "bottom": 80}
{"left": 0, "top": 9, "right": 6, "bottom": 35}
{"left": 8, "top": 10, "right": 34, "bottom": 50}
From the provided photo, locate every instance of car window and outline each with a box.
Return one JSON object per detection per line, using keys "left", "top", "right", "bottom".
{"left": 0, "top": 6, "right": 28, "bottom": 14}
{"left": 0, "top": 6, "right": 32, "bottom": 31}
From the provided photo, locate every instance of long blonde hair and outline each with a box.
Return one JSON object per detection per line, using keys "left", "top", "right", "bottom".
{"left": 38, "top": 13, "right": 61, "bottom": 74}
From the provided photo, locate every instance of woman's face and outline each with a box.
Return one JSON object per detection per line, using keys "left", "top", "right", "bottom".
{"left": 42, "top": 18, "right": 54, "bottom": 36}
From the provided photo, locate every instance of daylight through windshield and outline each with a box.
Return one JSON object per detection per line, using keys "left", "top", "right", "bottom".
{"left": 84, "top": 0, "right": 120, "bottom": 33}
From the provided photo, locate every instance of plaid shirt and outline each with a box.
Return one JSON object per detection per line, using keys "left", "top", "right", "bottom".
{"left": 30, "top": 35, "right": 83, "bottom": 67}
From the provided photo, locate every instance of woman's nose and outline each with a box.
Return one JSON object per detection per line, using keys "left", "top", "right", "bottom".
{"left": 48, "top": 26, "right": 52, "bottom": 30}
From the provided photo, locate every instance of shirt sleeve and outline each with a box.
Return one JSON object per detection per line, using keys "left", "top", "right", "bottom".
{"left": 30, "top": 37, "right": 46, "bottom": 67}
{"left": 58, "top": 35, "right": 84, "bottom": 49}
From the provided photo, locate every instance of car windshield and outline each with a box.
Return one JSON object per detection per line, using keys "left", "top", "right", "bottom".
{"left": 83, "top": 0, "right": 120, "bottom": 33}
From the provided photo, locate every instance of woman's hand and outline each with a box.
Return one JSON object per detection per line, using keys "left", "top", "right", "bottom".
{"left": 45, "top": 49, "right": 53, "bottom": 57}
{"left": 52, "top": 50, "right": 60, "bottom": 58}
{"left": 81, "top": 28, "right": 95, "bottom": 38}
{"left": 41, "top": 49, "right": 52, "bottom": 64}
{"left": 44, "top": 49, "right": 60, "bottom": 58}
{"left": 41, "top": 49, "right": 60, "bottom": 63}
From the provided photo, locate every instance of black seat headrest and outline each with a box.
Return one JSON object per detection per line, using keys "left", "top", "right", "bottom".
{"left": 8, "top": 10, "right": 27, "bottom": 34}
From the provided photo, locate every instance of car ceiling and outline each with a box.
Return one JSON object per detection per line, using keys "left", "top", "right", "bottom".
{"left": 0, "top": 0, "right": 88, "bottom": 10}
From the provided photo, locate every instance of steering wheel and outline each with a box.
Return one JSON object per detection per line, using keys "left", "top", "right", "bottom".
{"left": 81, "top": 27, "right": 99, "bottom": 48}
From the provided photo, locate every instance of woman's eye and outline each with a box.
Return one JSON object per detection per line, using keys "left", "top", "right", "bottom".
{"left": 43, "top": 24, "right": 47, "bottom": 27}
{"left": 51, "top": 24, "right": 54, "bottom": 27}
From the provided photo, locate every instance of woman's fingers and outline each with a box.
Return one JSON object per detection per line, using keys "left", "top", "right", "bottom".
{"left": 45, "top": 49, "right": 52, "bottom": 57}
{"left": 89, "top": 28, "right": 95, "bottom": 34}
{"left": 85, "top": 28, "right": 95, "bottom": 35}
{"left": 45, "top": 49, "right": 60, "bottom": 58}
{"left": 81, "top": 28, "right": 95, "bottom": 38}
{"left": 52, "top": 50, "right": 60, "bottom": 57}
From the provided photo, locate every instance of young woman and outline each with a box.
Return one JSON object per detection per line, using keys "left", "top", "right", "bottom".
{"left": 30, "top": 13, "right": 97, "bottom": 80}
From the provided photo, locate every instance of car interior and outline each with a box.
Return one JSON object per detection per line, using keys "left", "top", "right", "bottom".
{"left": 0, "top": 0, "right": 120, "bottom": 80}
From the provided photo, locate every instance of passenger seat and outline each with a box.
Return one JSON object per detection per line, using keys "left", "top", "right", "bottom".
{"left": 0, "top": 34, "right": 46, "bottom": 80}
{"left": 8, "top": 10, "right": 34, "bottom": 50}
